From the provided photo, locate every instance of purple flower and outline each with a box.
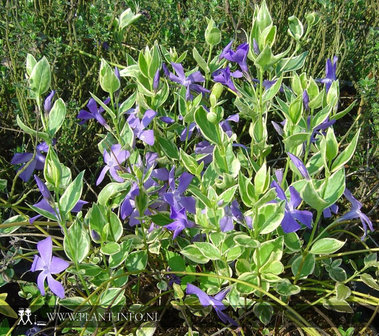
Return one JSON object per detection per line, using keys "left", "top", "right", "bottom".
{"left": 127, "top": 108, "right": 157, "bottom": 146}
{"left": 262, "top": 80, "right": 277, "bottom": 90}
{"left": 120, "top": 153, "right": 168, "bottom": 225}
{"left": 153, "top": 68, "right": 160, "bottom": 91}
{"left": 288, "top": 153, "right": 310, "bottom": 180}
{"left": 11, "top": 142, "right": 48, "bottom": 182}
{"left": 186, "top": 284, "right": 237, "bottom": 326}
{"left": 220, "top": 200, "right": 246, "bottom": 232}
{"left": 337, "top": 189, "right": 373, "bottom": 239}
{"left": 180, "top": 122, "right": 198, "bottom": 142}
{"left": 164, "top": 168, "right": 196, "bottom": 214}
{"left": 212, "top": 67, "right": 242, "bottom": 93}
{"left": 271, "top": 181, "right": 313, "bottom": 233}
{"left": 77, "top": 97, "right": 111, "bottom": 127}
{"left": 34, "top": 175, "right": 54, "bottom": 202}
{"left": 320, "top": 56, "right": 338, "bottom": 92}
{"left": 164, "top": 207, "right": 195, "bottom": 239}
{"left": 220, "top": 114, "right": 239, "bottom": 137}
{"left": 252, "top": 78, "right": 280, "bottom": 91}
{"left": 160, "top": 116, "right": 174, "bottom": 124}
{"left": 30, "top": 236, "right": 69, "bottom": 298}
{"left": 303, "top": 90, "right": 309, "bottom": 111}
{"left": 166, "top": 63, "right": 210, "bottom": 101}
{"left": 195, "top": 141, "right": 214, "bottom": 165}
{"left": 31, "top": 174, "right": 87, "bottom": 223}
{"left": 114, "top": 67, "right": 121, "bottom": 96}
{"left": 220, "top": 41, "right": 249, "bottom": 73}
{"left": 272, "top": 121, "right": 284, "bottom": 136}
{"left": 44, "top": 90, "right": 55, "bottom": 114}
{"left": 323, "top": 203, "right": 339, "bottom": 218}
{"left": 308, "top": 116, "right": 336, "bottom": 143}
{"left": 96, "top": 144, "right": 129, "bottom": 185}
{"left": 29, "top": 198, "right": 87, "bottom": 224}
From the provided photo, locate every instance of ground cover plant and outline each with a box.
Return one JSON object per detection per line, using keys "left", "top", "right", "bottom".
{"left": 0, "top": 2, "right": 378, "bottom": 335}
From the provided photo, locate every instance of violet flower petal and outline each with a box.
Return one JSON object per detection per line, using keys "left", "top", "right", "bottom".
{"left": 287, "top": 153, "right": 310, "bottom": 180}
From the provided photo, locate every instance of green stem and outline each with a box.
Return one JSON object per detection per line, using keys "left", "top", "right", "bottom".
{"left": 294, "top": 210, "right": 322, "bottom": 284}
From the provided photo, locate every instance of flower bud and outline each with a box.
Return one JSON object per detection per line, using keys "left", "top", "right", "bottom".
{"left": 44, "top": 90, "right": 55, "bottom": 114}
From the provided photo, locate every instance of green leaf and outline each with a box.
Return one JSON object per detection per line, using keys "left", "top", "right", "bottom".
{"left": 193, "top": 47, "right": 209, "bottom": 73}
{"left": 276, "top": 51, "right": 308, "bottom": 74}
{"left": 254, "top": 162, "right": 269, "bottom": 195}
{"left": 99, "top": 287, "right": 125, "bottom": 307}
{"left": 331, "top": 129, "right": 360, "bottom": 172}
{"left": 44, "top": 148, "right": 62, "bottom": 188}
{"left": 275, "top": 279, "right": 300, "bottom": 296}
{"left": 324, "top": 128, "right": 338, "bottom": 162}
{"left": 138, "top": 51, "right": 149, "bottom": 78}
{"left": 16, "top": 115, "right": 50, "bottom": 142}
{"left": 291, "top": 254, "right": 315, "bottom": 278}
{"left": 364, "top": 253, "right": 378, "bottom": 268}
{"left": 180, "top": 149, "right": 199, "bottom": 176}
{"left": 166, "top": 252, "right": 186, "bottom": 272}
{"left": 90, "top": 92, "right": 116, "bottom": 120}
{"left": 194, "top": 242, "right": 221, "bottom": 260}
{"left": 360, "top": 273, "right": 379, "bottom": 290}
{"left": 255, "top": 202, "right": 285, "bottom": 235}
{"left": 157, "top": 135, "right": 179, "bottom": 160}
{"left": 284, "top": 232, "right": 301, "bottom": 252}
{"left": 254, "top": 237, "right": 284, "bottom": 267}
{"left": 99, "top": 59, "right": 120, "bottom": 95}
{"left": 0, "top": 179, "right": 7, "bottom": 192}
{"left": 30, "top": 56, "right": 51, "bottom": 96}
{"left": 255, "top": 46, "right": 276, "bottom": 70}
{"left": 136, "top": 322, "right": 157, "bottom": 336}
{"left": 332, "top": 100, "right": 356, "bottom": 121}
{"left": 0, "top": 215, "right": 24, "bottom": 234}
{"left": 151, "top": 212, "right": 172, "bottom": 226}
{"left": 237, "top": 272, "right": 259, "bottom": 294}
{"left": 288, "top": 96, "right": 302, "bottom": 124}
{"left": 26, "top": 54, "right": 37, "bottom": 76}
{"left": 323, "top": 298, "right": 353, "bottom": 313}
{"left": 194, "top": 106, "right": 221, "bottom": 145}
{"left": 253, "top": 302, "right": 273, "bottom": 325}
{"left": 101, "top": 242, "right": 121, "bottom": 255}
{"left": 118, "top": 8, "right": 141, "bottom": 30}
{"left": 64, "top": 220, "right": 90, "bottom": 263}
{"left": 238, "top": 173, "right": 254, "bottom": 207}
{"left": 310, "top": 238, "right": 345, "bottom": 255}
{"left": 218, "top": 185, "right": 238, "bottom": 204}
{"left": 300, "top": 180, "right": 328, "bottom": 211}
{"left": 48, "top": 98, "right": 66, "bottom": 137}
{"left": 98, "top": 182, "right": 130, "bottom": 206}
{"left": 0, "top": 293, "right": 18, "bottom": 318}
{"left": 119, "top": 64, "right": 140, "bottom": 78}
{"left": 88, "top": 204, "right": 107, "bottom": 242}
{"left": 262, "top": 76, "right": 283, "bottom": 101}
{"left": 328, "top": 267, "right": 347, "bottom": 282}
{"left": 288, "top": 16, "right": 304, "bottom": 40}
{"left": 126, "top": 250, "right": 148, "bottom": 271}
{"left": 104, "top": 211, "right": 123, "bottom": 242}
{"left": 226, "top": 245, "right": 244, "bottom": 262}
{"left": 188, "top": 186, "right": 212, "bottom": 208}
{"left": 60, "top": 296, "right": 87, "bottom": 311}
{"left": 181, "top": 245, "right": 210, "bottom": 264}
{"left": 59, "top": 171, "right": 84, "bottom": 217}
{"left": 336, "top": 283, "right": 351, "bottom": 300}
{"left": 321, "top": 168, "right": 345, "bottom": 206}
{"left": 109, "top": 241, "right": 132, "bottom": 268}
{"left": 234, "top": 234, "right": 260, "bottom": 248}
